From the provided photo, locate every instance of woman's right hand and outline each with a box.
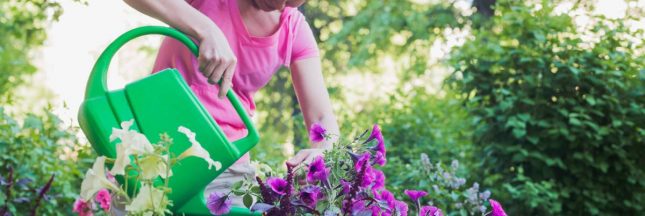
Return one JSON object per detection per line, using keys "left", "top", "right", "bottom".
{"left": 196, "top": 29, "right": 237, "bottom": 99}
{"left": 123, "top": 0, "right": 237, "bottom": 98}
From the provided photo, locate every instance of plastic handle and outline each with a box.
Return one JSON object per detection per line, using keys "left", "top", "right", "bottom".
{"left": 85, "top": 26, "right": 259, "bottom": 152}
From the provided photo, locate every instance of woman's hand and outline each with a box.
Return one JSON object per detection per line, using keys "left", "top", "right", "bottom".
{"left": 197, "top": 29, "right": 237, "bottom": 99}
{"left": 123, "top": 0, "right": 237, "bottom": 99}
{"left": 287, "top": 148, "right": 326, "bottom": 166}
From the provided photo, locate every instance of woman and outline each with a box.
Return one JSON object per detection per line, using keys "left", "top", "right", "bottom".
{"left": 123, "top": 0, "right": 339, "bottom": 206}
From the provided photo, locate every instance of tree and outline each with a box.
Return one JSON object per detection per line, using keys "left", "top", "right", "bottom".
{"left": 449, "top": 1, "right": 645, "bottom": 214}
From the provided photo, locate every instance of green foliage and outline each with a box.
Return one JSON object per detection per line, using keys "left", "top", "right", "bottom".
{"left": 0, "top": 107, "right": 92, "bottom": 215}
{"left": 385, "top": 154, "right": 491, "bottom": 216}
{"left": 448, "top": 1, "right": 645, "bottom": 214}
{"left": 366, "top": 87, "right": 475, "bottom": 165}
{"left": 0, "top": 0, "right": 76, "bottom": 102}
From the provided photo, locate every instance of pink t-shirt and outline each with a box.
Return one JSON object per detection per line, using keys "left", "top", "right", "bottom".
{"left": 152, "top": 0, "right": 319, "bottom": 162}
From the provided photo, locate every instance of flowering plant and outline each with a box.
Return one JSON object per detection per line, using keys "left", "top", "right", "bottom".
{"left": 214, "top": 124, "right": 508, "bottom": 216}
{"left": 73, "top": 120, "right": 222, "bottom": 216}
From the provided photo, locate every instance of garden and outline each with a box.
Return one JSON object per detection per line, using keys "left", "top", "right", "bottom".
{"left": 1, "top": 0, "right": 643, "bottom": 215}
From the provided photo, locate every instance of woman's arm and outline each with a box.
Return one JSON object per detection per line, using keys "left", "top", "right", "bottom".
{"left": 286, "top": 57, "right": 340, "bottom": 165}
{"left": 123, "top": 0, "right": 237, "bottom": 98}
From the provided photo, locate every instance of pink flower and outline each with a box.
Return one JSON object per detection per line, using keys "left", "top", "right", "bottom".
{"left": 94, "top": 189, "right": 111, "bottom": 211}
{"left": 306, "top": 156, "right": 330, "bottom": 184}
{"left": 267, "top": 177, "right": 289, "bottom": 195}
{"left": 73, "top": 198, "right": 93, "bottom": 216}
{"left": 309, "top": 123, "right": 327, "bottom": 143}
{"left": 489, "top": 199, "right": 508, "bottom": 216}
{"left": 404, "top": 190, "right": 428, "bottom": 203}
{"left": 207, "top": 192, "right": 232, "bottom": 215}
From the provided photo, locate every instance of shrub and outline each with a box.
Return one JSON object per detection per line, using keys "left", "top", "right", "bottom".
{"left": 448, "top": 1, "right": 645, "bottom": 214}
{"left": 0, "top": 107, "right": 92, "bottom": 215}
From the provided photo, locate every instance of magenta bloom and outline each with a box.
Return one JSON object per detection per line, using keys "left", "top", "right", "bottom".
{"left": 360, "top": 165, "right": 376, "bottom": 188}
{"left": 374, "top": 151, "right": 386, "bottom": 166}
{"left": 307, "top": 156, "right": 330, "bottom": 184}
{"left": 367, "top": 124, "right": 385, "bottom": 153}
{"left": 376, "top": 189, "right": 396, "bottom": 207}
{"left": 267, "top": 177, "right": 289, "bottom": 195}
{"left": 420, "top": 206, "right": 443, "bottom": 216}
{"left": 72, "top": 198, "right": 93, "bottom": 216}
{"left": 340, "top": 179, "right": 352, "bottom": 195}
{"left": 489, "top": 199, "right": 508, "bottom": 216}
{"left": 95, "top": 189, "right": 111, "bottom": 211}
{"left": 355, "top": 152, "right": 371, "bottom": 172}
{"left": 299, "top": 185, "right": 323, "bottom": 208}
{"left": 372, "top": 169, "right": 385, "bottom": 190}
{"left": 404, "top": 190, "right": 428, "bottom": 203}
{"left": 207, "top": 192, "right": 232, "bottom": 215}
{"left": 394, "top": 200, "right": 409, "bottom": 216}
{"left": 309, "top": 123, "right": 327, "bottom": 143}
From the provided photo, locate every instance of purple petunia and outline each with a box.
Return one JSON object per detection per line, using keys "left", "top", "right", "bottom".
{"left": 367, "top": 124, "right": 385, "bottom": 153}
{"left": 307, "top": 156, "right": 330, "bottom": 184}
{"left": 404, "top": 190, "right": 428, "bottom": 203}
{"left": 207, "top": 192, "right": 232, "bottom": 215}
{"left": 360, "top": 165, "right": 376, "bottom": 188}
{"left": 394, "top": 200, "right": 409, "bottom": 216}
{"left": 372, "top": 169, "right": 385, "bottom": 190}
{"left": 355, "top": 152, "right": 371, "bottom": 172}
{"left": 340, "top": 179, "right": 352, "bottom": 195}
{"left": 374, "top": 151, "right": 387, "bottom": 166}
{"left": 267, "top": 177, "right": 289, "bottom": 196}
{"left": 420, "top": 206, "right": 444, "bottom": 216}
{"left": 489, "top": 199, "right": 508, "bottom": 216}
{"left": 375, "top": 189, "right": 396, "bottom": 207}
{"left": 309, "top": 123, "right": 327, "bottom": 143}
{"left": 299, "top": 185, "right": 323, "bottom": 208}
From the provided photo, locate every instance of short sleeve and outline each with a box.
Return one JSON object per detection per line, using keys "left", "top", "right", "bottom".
{"left": 290, "top": 17, "right": 319, "bottom": 63}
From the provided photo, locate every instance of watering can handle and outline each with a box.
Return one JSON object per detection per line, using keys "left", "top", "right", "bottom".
{"left": 85, "top": 26, "right": 259, "bottom": 153}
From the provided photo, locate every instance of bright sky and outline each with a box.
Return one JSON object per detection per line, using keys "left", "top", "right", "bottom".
{"left": 24, "top": 0, "right": 163, "bottom": 125}
{"left": 30, "top": 0, "right": 643, "bottom": 127}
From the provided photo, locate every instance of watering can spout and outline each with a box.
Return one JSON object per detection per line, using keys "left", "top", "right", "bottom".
{"left": 78, "top": 26, "right": 260, "bottom": 215}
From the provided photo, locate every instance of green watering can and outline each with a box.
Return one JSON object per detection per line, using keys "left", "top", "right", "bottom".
{"left": 78, "top": 26, "right": 261, "bottom": 215}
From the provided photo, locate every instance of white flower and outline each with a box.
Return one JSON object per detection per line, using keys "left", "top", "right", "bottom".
{"left": 110, "top": 143, "right": 130, "bottom": 175}
{"left": 109, "top": 120, "right": 155, "bottom": 175}
{"left": 177, "top": 126, "right": 222, "bottom": 170}
{"left": 110, "top": 120, "right": 154, "bottom": 155}
{"left": 138, "top": 154, "right": 172, "bottom": 179}
{"left": 80, "top": 156, "right": 120, "bottom": 201}
{"left": 125, "top": 183, "right": 168, "bottom": 214}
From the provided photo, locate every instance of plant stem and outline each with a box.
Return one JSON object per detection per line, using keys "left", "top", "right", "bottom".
{"left": 31, "top": 174, "right": 55, "bottom": 216}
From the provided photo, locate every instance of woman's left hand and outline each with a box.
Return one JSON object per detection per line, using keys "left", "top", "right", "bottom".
{"left": 287, "top": 148, "right": 326, "bottom": 166}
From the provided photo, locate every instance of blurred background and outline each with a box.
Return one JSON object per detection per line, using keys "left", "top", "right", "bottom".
{"left": 1, "top": 0, "right": 643, "bottom": 215}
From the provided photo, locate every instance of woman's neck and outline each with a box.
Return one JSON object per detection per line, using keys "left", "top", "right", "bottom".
{"left": 237, "top": 0, "right": 282, "bottom": 37}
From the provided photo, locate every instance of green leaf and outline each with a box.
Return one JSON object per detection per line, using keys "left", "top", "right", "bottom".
{"left": 243, "top": 194, "right": 253, "bottom": 209}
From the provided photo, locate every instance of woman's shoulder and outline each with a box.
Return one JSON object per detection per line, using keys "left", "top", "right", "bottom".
{"left": 186, "top": 0, "right": 228, "bottom": 10}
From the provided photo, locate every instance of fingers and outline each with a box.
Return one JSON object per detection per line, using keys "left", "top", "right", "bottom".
{"left": 197, "top": 48, "right": 237, "bottom": 88}
{"left": 218, "top": 62, "right": 236, "bottom": 99}
{"left": 208, "top": 61, "right": 227, "bottom": 84}
{"left": 287, "top": 149, "right": 325, "bottom": 166}
{"left": 287, "top": 152, "right": 307, "bottom": 166}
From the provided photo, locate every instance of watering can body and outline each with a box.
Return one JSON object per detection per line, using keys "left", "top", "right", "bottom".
{"left": 78, "top": 26, "right": 261, "bottom": 215}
